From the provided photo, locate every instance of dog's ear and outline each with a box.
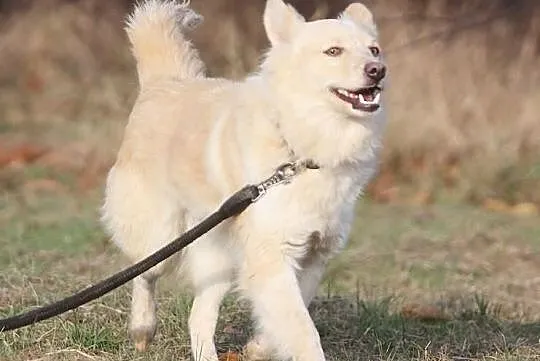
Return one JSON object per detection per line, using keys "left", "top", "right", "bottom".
{"left": 264, "top": 0, "right": 305, "bottom": 45}
{"left": 339, "top": 2, "right": 376, "bottom": 30}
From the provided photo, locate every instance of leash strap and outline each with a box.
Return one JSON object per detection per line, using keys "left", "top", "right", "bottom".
{"left": 0, "top": 160, "right": 317, "bottom": 332}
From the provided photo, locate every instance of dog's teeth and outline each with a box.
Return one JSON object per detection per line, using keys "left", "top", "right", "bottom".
{"left": 359, "top": 94, "right": 368, "bottom": 104}
{"left": 359, "top": 95, "right": 372, "bottom": 105}
{"left": 335, "top": 87, "right": 381, "bottom": 105}
{"left": 358, "top": 91, "right": 382, "bottom": 105}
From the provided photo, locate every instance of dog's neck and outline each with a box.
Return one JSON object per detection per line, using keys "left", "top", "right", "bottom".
{"left": 272, "top": 116, "right": 316, "bottom": 167}
{"left": 268, "top": 92, "right": 384, "bottom": 169}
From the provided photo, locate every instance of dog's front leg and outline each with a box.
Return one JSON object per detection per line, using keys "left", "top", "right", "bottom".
{"left": 245, "top": 252, "right": 329, "bottom": 360}
{"left": 240, "top": 246, "right": 325, "bottom": 361}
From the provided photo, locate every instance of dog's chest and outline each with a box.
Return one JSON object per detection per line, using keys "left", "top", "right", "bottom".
{"left": 255, "top": 166, "right": 367, "bottom": 256}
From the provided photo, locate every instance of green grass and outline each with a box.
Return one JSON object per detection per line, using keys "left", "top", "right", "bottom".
{"left": 0, "top": 165, "right": 539, "bottom": 360}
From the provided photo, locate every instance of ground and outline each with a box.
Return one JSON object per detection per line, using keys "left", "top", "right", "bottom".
{"left": 0, "top": 164, "right": 539, "bottom": 361}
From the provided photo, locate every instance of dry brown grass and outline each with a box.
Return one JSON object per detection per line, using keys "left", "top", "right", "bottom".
{"left": 372, "top": 0, "right": 540, "bottom": 206}
{"left": 0, "top": 0, "right": 539, "bottom": 206}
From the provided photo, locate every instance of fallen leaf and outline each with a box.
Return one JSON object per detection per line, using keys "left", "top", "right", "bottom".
{"left": 482, "top": 198, "right": 511, "bottom": 213}
{"left": 367, "top": 170, "right": 400, "bottom": 203}
{"left": 401, "top": 303, "right": 449, "bottom": 321}
{"left": 218, "top": 351, "right": 241, "bottom": 361}
{"left": 24, "top": 71, "right": 45, "bottom": 93}
{"left": 0, "top": 144, "right": 49, "bottom": 168}
{"left": 511, "top": 202, "right": 539, "bottom": 217}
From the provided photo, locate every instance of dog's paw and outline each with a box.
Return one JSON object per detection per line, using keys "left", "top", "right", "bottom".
{"left": 131, "top": 327, "right": 156, "bottom": 352}
{"left": 243, "top": 336, "right": 273, "bottom": 361}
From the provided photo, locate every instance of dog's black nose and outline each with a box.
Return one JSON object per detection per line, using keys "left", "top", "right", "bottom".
{"left": 364, "top": 61, "right": 386, "bottom": 82}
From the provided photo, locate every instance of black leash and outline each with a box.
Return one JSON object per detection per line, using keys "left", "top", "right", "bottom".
{"left": 0, "top": 185, "right": 257, "bottom": 332}
{"left": 0, "top": 160, "right": 318, "bottom": 332}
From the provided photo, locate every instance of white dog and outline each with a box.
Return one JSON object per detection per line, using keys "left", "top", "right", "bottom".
{"left": 102, "top": 0, "right": 387, "bottom": 360}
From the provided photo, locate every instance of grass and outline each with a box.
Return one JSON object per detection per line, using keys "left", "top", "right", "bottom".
{"left": 0, "top": 165, "right": 539, "bottom": 360}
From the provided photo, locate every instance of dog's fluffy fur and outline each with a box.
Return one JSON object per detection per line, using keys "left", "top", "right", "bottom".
{"left": 102, "top": 0, "right": 387, "bottom": 360}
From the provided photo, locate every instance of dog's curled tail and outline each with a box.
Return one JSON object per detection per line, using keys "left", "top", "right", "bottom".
{"left": 126, "top": 0, "right": 205, "bottom": 87}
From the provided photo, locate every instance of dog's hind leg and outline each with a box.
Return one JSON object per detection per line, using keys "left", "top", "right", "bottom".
{"left": 124, "top": 210, "right": 184, "bottom": 352}
{"left": 129, "top": 216, "right": 182, "bottom": 351}
{"left": 130, "top": 274, "right": 159, "bottom": 352}
{"left": 126, "top": 213, "right": 184, "bottom": 351}
{"left": 184, "top": 223, "right": 234, "bottom": 361}
{"left": 102, "top": 168, "right": 184, "bottom": 351}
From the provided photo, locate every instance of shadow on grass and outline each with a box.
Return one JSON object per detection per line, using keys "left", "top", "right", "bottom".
{"left": 215, "top": 295, "right": 540, "bottom": 361}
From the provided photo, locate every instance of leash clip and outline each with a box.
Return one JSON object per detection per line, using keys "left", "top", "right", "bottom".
{"left": 251, "top": 160, "right": 315, "bottom": 202}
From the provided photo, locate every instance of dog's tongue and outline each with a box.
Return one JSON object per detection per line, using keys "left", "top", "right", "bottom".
{"left": 352, "top": 99, "right": 363, "bottom": 109}
{"left": 362, "top": 93, "right": 375, "bottom": 102}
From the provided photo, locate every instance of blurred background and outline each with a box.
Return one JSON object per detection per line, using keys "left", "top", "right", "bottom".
{"left": 0, "top": 0, "right": 539, "bottom": 210}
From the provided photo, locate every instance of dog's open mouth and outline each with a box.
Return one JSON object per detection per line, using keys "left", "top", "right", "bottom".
{"left": 331, "top": 86, "right": 382, "bottom": 112}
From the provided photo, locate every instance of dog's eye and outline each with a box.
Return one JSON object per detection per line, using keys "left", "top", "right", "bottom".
{"left": 324, "top": 47, "right": 344, "bottom": 57}
{"left": 369, "top": 46, "right": 380, "bottom": 57}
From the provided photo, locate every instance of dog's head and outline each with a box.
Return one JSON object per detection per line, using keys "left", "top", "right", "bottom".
{"left": 262, "top": 0, "right": 386, "bottom": 119}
